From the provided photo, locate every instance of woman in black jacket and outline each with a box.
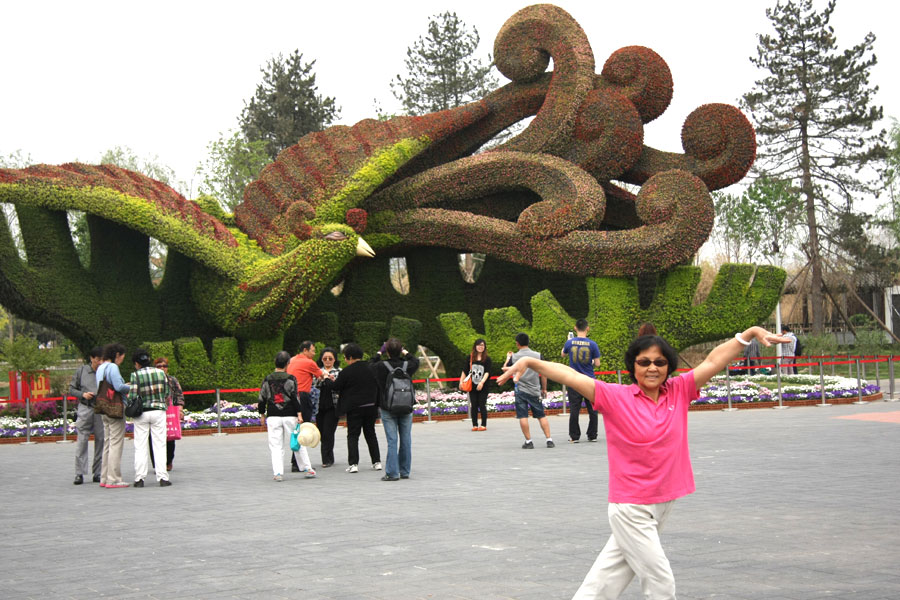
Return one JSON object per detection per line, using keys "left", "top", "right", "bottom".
{"left": 331, "top": 343, "right": 381, "bottom": 473}
{"left": 315, "top": 347, "right": 341, "bottom": 468}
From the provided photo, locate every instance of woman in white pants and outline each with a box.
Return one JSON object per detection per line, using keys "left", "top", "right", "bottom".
{"left": 498, "top": 326, "right": 788, "bottom": 599}
{"left": 258, "top": 351, "right": 316, "bottom": 481}
{"left": 127, "top": 349, "right": 171, "bottom": 487}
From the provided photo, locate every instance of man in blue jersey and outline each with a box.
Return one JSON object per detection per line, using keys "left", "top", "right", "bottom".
{"left": 561, "top": 319, "right": 601, "bottom": 442}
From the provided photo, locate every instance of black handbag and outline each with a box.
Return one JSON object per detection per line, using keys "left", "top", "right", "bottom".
{"left": 124, "top": 393, "right": 143, "bottom": 418}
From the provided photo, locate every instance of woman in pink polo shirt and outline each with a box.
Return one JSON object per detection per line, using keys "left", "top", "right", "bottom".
{"left": 498, "top": 325, "right": 787, "bottom": 600}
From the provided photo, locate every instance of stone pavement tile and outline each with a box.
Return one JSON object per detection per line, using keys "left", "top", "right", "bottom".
{"left": 328, "top": 593, "right": 380, "bottom": 600}
{"left": 207, "top": 593, "right": 294, "bottom": 600}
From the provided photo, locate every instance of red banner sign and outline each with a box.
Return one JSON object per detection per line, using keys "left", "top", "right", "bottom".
{"left": 7, "top": 370, "right": 50, "bottom": 402}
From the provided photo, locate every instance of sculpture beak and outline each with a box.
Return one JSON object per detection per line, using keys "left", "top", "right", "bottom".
{"left": 356, "top": 237, "right": 375, "bottom": 258}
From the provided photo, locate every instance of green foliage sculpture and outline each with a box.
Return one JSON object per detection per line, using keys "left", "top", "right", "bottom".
{"left": 0, "top": 4, "right": 781, "bottom": 390}
{"left": 438, "top": 265, "right": 785, "bottom": 376}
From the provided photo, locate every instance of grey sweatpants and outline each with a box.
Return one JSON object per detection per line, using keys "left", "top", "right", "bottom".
{"left": 74, "top": 403, "right": 104, "bottom": 477}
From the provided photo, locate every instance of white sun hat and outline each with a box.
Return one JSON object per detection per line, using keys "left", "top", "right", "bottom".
{"left": 298, "top": 422, "right": 321, "bottom": 448}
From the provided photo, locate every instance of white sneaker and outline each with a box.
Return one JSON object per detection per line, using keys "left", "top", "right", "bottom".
{"left": 346, "top": 464, "right": 358, "bottom": 473}
{"left": 372, "top": 462, "right": 383, "bottom": 471}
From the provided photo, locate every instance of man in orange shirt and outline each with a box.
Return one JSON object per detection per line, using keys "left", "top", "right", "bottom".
{"left": 287, "top": 340, "right": 326, "bottom": 472}
{"left": 288, "top": 341, "right": 322, "bottom": 395}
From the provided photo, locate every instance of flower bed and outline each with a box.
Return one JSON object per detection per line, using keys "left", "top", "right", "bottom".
{"left": 0, "top": 374, "right": 882, "bottom": 441}
{"left": 696, "top": 374, "right": 880, "bottom": 405}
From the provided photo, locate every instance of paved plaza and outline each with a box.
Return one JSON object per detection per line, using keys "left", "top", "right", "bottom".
{"left": 2, "top": 401, "right": 900, "bottom": 599}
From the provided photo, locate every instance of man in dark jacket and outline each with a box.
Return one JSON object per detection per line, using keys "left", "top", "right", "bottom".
{"left": 332, "top": 343, "right": 382, "bottom": 473}
{"left": 371, "top": 338, "right": 419, "bottom": 481}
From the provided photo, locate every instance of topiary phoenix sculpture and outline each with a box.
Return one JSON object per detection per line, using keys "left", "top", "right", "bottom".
{"left": 0, "top": 4, "right": 779, "bottom": 370}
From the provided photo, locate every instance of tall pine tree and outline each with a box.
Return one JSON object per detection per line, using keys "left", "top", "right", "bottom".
{"left": 391, "top": 11, "right": 499, "bottom": 283}
{"left": 888, "top": 120, "right": 900, "bottom": 194}
{"left": 391, "top": 11, "right": 498, "bottom": 116}
{"left": 742, "top": 0, "right": 885, "bottom": 333}
{"left": 240, "top": 50, "right": 339, "bottom": 161}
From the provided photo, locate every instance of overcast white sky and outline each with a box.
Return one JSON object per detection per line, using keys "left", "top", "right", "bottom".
{"left": 2, "top": 0, "right": 897, "bottom": 199}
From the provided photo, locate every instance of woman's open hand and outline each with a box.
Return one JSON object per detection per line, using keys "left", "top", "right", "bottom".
{"left": 750, "top": 326, "right": 792, "bottom": 347}
{"left": 496, "top": 361, "right": 525, "bottom": 385}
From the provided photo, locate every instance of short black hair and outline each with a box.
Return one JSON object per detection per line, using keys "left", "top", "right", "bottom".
{"left": 624, "top": 335, "right": 679, "bottom": 383}
{"left": 102, "top": 343, "right": 126, "bottom": 361}
{"left": 342, "top": 343, "right": 364, "bottom": 360}
{"left": 515, "top": 332, "right": 530, "bottom": 347}
{"left": 317, "top": 347, "right": 338, "bottom": 367}
{"left": 782, "top": 325, "right": 792, "bottom": 333}
{"left": 298, "top": 340, "right": 314, "bottom": 353}
{"left": 275, "top": 350, "right": 291, "bottom": 369}
{"left": 575, "top": 319, "right": 589, "bottom": 332}
{"left": 89, "top": 346, "right": 103, "bottom": 359}
{"left": 385, "top": 337, "right": 403, "bottom": 358}
{"left": 132, "top": 348, "right": 152, "bottom": 368}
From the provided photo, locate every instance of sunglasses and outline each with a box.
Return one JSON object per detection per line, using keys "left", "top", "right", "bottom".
{"left": 635, "top": 358, "right": 668, "bottom": 368}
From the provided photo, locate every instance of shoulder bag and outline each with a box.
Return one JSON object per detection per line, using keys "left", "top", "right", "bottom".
{"left": 290, "top": 423, "right": 301, "bottom": 452}
{"left": 166, "top": 392, "right": 182, "bottom": 441}
{"left": 124, "top": 390, "right": 143, "bottom": 418}
{"left": 459, "top": 356, "right": 473, "bottom": 393}
{"left": 94, "top": 367, "right": 124, "bottom": 419}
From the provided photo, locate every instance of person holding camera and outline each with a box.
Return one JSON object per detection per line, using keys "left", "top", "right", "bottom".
{"left": 315, "top": 347, "right": 341, "bottom": 468}
{"left": 502, "top": 333, "right": 553, "bottom": 449}
{"left": 71, "top": 346, "right": 103, "bottom": 485}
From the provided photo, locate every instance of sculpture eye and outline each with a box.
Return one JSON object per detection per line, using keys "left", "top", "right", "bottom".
{"left": 324, "top": 231, "right": 348, "bottom": 241}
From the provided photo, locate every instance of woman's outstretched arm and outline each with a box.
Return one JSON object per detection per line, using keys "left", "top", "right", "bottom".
{"left": 496, "top": 357, "right": 596, "bottom": 401}
{"left": 692, "top": 326, "right": 790, "bottom": 390}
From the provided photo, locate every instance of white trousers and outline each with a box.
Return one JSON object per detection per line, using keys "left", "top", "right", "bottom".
{"left": 572, "top": 501, "right": 676, "bottom": 600}
{"left": 266, "top": 416, "right": 311, "bottom": 475}
{"left": 133, "top": 410, "right": 169, "bottom": 482}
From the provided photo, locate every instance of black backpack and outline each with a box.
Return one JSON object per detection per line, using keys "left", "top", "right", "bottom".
{"left": 381, "top": 361, "right": 415, "bottom": 416}
{"left": 794, "top": 337, "right": 803, "bottom": 358}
